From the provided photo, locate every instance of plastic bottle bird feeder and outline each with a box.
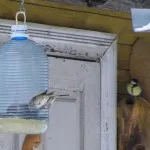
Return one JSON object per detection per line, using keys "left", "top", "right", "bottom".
{"left": 0, "top": 12, "right": 49, "bottom": 134}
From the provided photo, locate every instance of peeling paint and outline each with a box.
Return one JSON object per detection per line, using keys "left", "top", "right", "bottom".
{"left": 42, "top": 43, "right": 101, "bottom": 62}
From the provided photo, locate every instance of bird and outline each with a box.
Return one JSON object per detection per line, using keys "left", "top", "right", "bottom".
{"left": 126, "top": 78, "right": 142, "bottom": 104}
{"left": 28, "top": 90, "right": 69, "bottom": 110}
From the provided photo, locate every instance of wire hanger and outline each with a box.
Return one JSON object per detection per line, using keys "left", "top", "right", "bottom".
{"left": 20, "top": 0, "right": 25, "bottom": 12}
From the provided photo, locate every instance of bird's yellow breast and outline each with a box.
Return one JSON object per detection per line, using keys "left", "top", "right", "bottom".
{"left": 127, "top": 84, "right": 142, "bottom": 96}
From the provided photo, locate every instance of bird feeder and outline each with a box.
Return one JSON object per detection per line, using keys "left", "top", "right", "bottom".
{"left": 0, "top": 11, "right": 49, "bottom": 134}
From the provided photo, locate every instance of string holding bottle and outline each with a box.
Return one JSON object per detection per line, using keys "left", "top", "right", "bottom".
{"left": 20, "top": 0, "right": 26, "bottom": 12}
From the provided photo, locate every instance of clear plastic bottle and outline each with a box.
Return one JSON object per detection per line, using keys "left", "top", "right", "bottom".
{"left": 0, "top": 12, "right": 49, "bottom": 134}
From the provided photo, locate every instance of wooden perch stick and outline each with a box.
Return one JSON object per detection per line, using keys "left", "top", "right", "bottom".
{"left": 22, "top": 134, "right": 41, "bottom": 150}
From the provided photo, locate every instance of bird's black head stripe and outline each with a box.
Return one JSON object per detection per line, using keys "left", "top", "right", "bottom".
{"left": 131, "top": 78, "right": 139, "bottom": 83}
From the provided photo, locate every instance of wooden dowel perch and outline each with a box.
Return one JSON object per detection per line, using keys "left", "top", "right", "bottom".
{"left": 22, "top": 134, "right": 41, "bottom": 150}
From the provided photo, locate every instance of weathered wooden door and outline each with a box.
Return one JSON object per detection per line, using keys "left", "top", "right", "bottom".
{"left": 40, "top": 57, "right": 100, "bottom": 150}
{"left": 0, "top": 57, "right": 101, "bottom": 150}
{"left": 0, "top": 19, "right": 117, "bottom": 150}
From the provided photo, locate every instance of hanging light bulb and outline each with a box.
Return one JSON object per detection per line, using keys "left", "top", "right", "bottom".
{"left": 0, "top": 1, "right": 49, "bottom": 134}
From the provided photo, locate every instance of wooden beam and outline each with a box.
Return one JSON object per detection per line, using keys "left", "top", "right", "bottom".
{"left": 0, "top": 0, "right": 147, "bottom": 45}
{"left": 117, "top": 70, "right": 130, "bottom": 95}
{"left": 118, "top": 44, "right": 132, "bottom": 70}
{"left": 118, "top": 70, "right": 130, "bottom": 82}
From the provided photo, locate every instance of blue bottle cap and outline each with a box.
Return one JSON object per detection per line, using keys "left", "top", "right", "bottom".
{"left": 11, "top": 25, "right": 29, "bottom": 40}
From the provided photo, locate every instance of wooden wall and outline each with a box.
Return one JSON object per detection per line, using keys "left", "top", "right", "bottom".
{"left": 0, "top": 0, "right": 148, "bottom": 101}
{"left": 117, "top": 45, "right": 131, "bottom": 101}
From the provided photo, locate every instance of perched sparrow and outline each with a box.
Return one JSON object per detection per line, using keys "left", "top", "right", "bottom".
{"left": 28, "top": 90, "right": 68, "bottom": 110}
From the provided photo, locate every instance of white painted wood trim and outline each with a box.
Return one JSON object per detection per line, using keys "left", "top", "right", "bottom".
{"left": 100, "top": 40, "right": 117, "bottom": 150}
{"left": 0, "top": 19, "right": 116, "bottom": 61}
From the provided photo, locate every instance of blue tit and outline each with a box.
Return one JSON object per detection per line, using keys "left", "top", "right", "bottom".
{"left": 126, "top": 78, "right": 142, "bottom": 104}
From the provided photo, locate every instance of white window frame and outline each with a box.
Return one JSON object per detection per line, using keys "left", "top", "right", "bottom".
{"left": 0, "top": 19, "right": 117, "bottom": 150}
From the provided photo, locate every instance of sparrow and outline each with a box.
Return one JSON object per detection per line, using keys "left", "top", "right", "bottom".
{"left": 28, "top": 90, "right": 68, "bottom": 110}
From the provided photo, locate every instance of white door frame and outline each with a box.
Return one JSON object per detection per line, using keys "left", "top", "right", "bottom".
{"left": 0, "top": 19, "right": 117, "bottom": 150}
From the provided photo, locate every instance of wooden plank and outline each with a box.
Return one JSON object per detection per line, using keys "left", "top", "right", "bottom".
{"left": 117, "top": 70, "right": 130, "bottom": 94}
{"left": 117, "top": 44, "right": 131, "bottom": 95}
{"left": 0, "top": 18, "right": 117, "bottom": 62}
{"left": 118, "top": 82, "right": 128, "bottom": 95}
{"left": 101, "top": 40, "right": 117, "bottom": 150}
{"left": 11, "top": 0, "right": 132, "bottom": 19}
{"left": 0, "top": 0, "right": 149, "bottom": 45}
{"left": 45, "top": 58, "right": 101, "bottom": 150}
{"left": 118, "top": 44, "right": 132, "bottom": 70}
{"left": 117, "top": 70, "right": 130, "bottom": 82}
{"left": 117, "top": 93, "right": 130, "bottom": 102}
{"left": 41, "top": 0, "right": 147, "bottom": 13}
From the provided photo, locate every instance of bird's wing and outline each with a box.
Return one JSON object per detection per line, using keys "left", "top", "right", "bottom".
{"left": 29, "top": 96, "right": 36, "bottom": 104}
{"left": 127, "top": 84, "right": 133, "bottom": 95}
{"left": 42, "top": 96, "right": 56, "bottom": 109}
{"left": 29, "top": 91, "right": 47, "bottom": 104}
{"left": 133, "top": 86, "right": 142, "bottom": 96}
